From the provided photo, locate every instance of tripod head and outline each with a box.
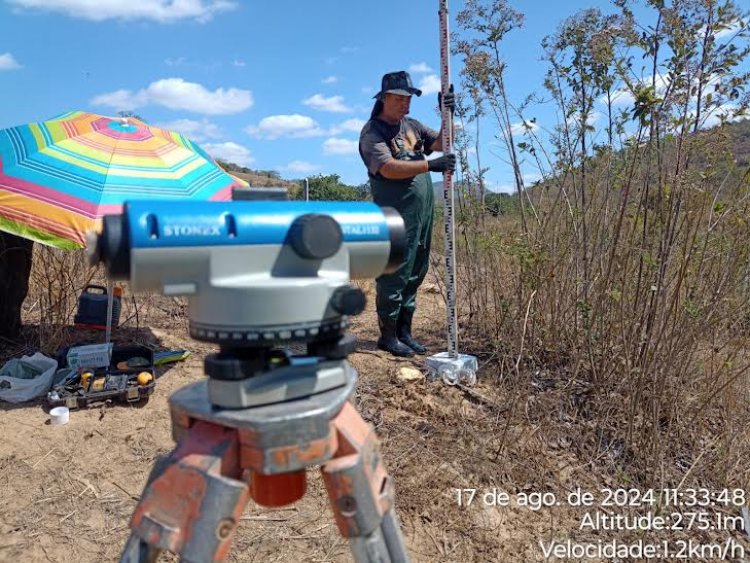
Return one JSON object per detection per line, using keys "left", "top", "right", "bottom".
{"left": 88, "top": 200, "right": 405, "bottom": 353}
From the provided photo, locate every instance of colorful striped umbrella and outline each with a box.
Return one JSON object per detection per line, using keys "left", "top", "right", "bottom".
{"left": 0, "top": 111, "right": 246, "bottom": 249}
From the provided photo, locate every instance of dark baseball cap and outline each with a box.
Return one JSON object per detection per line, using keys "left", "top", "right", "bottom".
{"left": 374, "top": 71, "right": 422, "bottom": 99}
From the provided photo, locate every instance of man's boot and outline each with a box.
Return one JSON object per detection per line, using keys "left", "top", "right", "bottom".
{"left": 377, "top": 316, "right": 415, "bottom": 357}
{"left": 397, "top": 309, "right": 427, "bottom": 354}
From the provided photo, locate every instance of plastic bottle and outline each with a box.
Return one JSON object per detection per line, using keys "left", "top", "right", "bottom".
{"left": 460, "top": 368, "right": 477, "bottom": 386}
{"left": 439, "top": 364, "right": 460, "bottom": 386}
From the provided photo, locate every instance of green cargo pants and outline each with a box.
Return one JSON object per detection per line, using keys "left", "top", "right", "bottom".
{"left": 370, "top": 172, "right": 434, "bottom": 322}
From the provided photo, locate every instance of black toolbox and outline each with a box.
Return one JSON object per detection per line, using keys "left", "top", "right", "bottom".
{"left": 47, "top": 345, "right": 156, "bottom": 409}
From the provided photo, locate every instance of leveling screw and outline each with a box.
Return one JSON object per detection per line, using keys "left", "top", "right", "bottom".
{"left": 216, "top": 519, "right": 235, "bottom": 540}
{"left": 338, "top": 495, "right": 357, "bottom": 516}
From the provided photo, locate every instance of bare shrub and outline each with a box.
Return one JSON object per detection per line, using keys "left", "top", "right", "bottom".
{"left": 23, "top": 247, "right": 96, "bottom": 353}
{"left": 447, "top": 0, "right": 750, "bottom": 489}
{"left": 21, "top": 244, "right": 190, "bottom": 355}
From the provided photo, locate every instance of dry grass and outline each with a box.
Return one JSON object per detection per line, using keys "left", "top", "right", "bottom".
{"left": 0, "top": 286, "right": 590, "bottom": 563}
{"left": 4, "top": 147, "right": 750, "bottom": 563}
{"left": 2, "top": 261, "right": 749, "bottom": 562}
{"left": 423, "top": 141, "right": 750, "bottom": 509}
{"left": 5, "top": 246, "right": 190, "bottom": 363}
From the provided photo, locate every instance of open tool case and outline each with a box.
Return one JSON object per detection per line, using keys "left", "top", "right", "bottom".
{"left": 47, "top": 345, "right": 156, "bottom": 409}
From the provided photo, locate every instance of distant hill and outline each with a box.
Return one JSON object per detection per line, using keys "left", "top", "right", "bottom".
{"left": 215, "top": 160, "right": 300, "bottom": 193}
{"left": 431, "top": 179, "right": 489, "bottom": 205}
{"left": 729, "top": 118, "right": 750, "bottom": 166}
{"left": 228, "top": 170, "right": 300, "bottom": 190}
{"left": 213, "top": 119, "right": 749, "bottom": 203}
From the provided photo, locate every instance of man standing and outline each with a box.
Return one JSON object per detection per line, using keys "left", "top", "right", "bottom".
{"left": 359, "top": 71, "right": 455, "bottom": 357}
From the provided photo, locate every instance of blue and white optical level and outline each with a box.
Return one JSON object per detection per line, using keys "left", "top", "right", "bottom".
{"left": 87, "top": 200, "right": 405, "bottom": 347}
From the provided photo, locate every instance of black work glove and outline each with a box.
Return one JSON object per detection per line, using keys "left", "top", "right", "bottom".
{"left": 438, "top": 84, "right": 455, "bottom": 116}
{"left": 427, "top": 153, "right": 456, "bottom": 173}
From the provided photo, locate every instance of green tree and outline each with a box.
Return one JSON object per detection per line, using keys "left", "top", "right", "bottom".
{"left": 484, "top": 192, "right": 519, "bottom": 216}
{"left": 293, "top": 174, "right": 368, "bottom": 201}
{"left": 455, "top": 0, "right": 529, "bottom": 229}
{"left": 117, "top": 110, "right": 147, "bottom": 122}
{"left": 543, "top": 9, "right": 631, "bottom": 302}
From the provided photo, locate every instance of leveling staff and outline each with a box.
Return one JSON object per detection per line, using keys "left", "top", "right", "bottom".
{"left": 359, "top": 70, "right": 456, "bottom": 357}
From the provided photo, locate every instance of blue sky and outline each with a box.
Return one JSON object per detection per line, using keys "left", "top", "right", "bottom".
{"left": 0, "top": 1, "right": 745, "bottom": 193}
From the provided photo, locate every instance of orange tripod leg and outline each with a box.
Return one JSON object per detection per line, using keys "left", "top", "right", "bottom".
{"left": 321, "top": 402, "right": 410, "bottom": 562}
{"left": 121, "top": 377, "right": 410, "bottom": 562}
{"left": 126, "top": 420, "right": 250, "bottom": 562}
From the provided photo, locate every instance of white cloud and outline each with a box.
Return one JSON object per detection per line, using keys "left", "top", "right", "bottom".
{"left": 566, "top": 110, "right": 603, "bottom": 128}
{"left": 651, "top": 73, "right": 671, "bottom": 94}
{"left": 303, "top": 93, "right": 352, "bottom": 113}
{"left": 162, "top": 57, "right": 221, "bottom": 71}
{"left": 523, "top": 172, "right": 542, "bottom": 185}
{"left": 0, "top": 52, "right": 22, "bottom": 70}
{"left": 91, "top": 78, "right": 253, "bottom": 115}
{"left": 283, "top": 160, "right": 321, "bottom": 174}
{"left": 715, "top": 20, "right": 743, "bottom": 40}
{"left": 245, "top": 114, "right": 325, "bottom": 140}
{"left": 90, "top": 89, "right": 135, "bottom": 109}
{"left": 598, "top": 74, "right": 671, "bottom": 109}
{"left": 6, "top": 0, "right": 237, "bottom": 22}
{"left": 510, "top": 120, "right": 540, "bottom": 136}
{"left": 489, "top": 173, "right": 541, "bottom": 194}
{"left": 409, "top": 62, "right": 433, "bottom": 74}
{"left": 588, "top": 111, "right": 604, "bottom": 125}
{"left": 322, "top": 75, "right": 338, "bottom": 84}
{"left": 418, "top": 74, "right": 442, "bottom": 95}
{"left": 232, "top": 59, "right": 246, "bottom": 67}
{"left": 202, "top": 141, "right": 254, "bottom": 167}
{"left": 696, "top": 102, "right": 749, "bottom": 129}
{"left": 154, "top": 118, "right": 222, "bottom": 142}
{"left": 329, "top": 118, "right": 365, "bottom": 135}
{"left": 488, "top": 183, "right": 513, "bottom": 194}
{"left": 244, "top": 115, "right": 364, "bottom": 140}
{"left": 323, "top": 137, "right": 358, "bottom": 156}
{"left": 598, "top": 88, "right": 636, "bottom": 108}
{"left": 164, "top": 57, "right": 187, "bottom": 66}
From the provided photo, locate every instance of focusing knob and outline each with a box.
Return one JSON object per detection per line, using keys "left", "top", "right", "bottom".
{"left": 288, "top": 213, "right": 342, "bottom": 259}
{"left": 330, "top": 286, "right": 366, "bottom": 316}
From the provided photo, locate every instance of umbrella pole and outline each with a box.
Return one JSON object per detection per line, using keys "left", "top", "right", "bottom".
{"left": 105, "top": 278, "right": 114, "bottom": 344}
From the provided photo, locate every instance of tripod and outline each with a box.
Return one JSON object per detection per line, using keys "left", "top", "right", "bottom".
{"left": 119, "top": 337, "right": 410, "bottom": 563}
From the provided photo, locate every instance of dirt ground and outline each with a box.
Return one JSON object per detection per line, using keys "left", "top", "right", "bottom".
{"left": 1, "top": 282, "right": 748, "bottom": 562}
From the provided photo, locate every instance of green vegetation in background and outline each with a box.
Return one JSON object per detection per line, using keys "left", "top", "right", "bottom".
{"left": 289, "top": 174, "right": 372, "bottom": 202}
{"left": 440, "top": 0, "right": 750, "bottom": 493}
{"left": 483, "top": 192, "right": 519, "bottom": 216}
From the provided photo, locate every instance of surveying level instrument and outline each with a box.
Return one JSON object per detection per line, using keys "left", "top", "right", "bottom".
{"left": 425, "top": 0, "right": 479, "bottom": 386}
{"left": 88, "top": 200, "right": 411, "bottom": 562}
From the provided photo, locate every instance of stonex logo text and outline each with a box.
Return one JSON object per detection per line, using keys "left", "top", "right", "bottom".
{"left": 163, "top": 225, "right": 222, "bottom": 237}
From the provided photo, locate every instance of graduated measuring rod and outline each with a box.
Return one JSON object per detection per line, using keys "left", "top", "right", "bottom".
{"left": 425, "top": 0, "right": 478, "bottom": 386}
